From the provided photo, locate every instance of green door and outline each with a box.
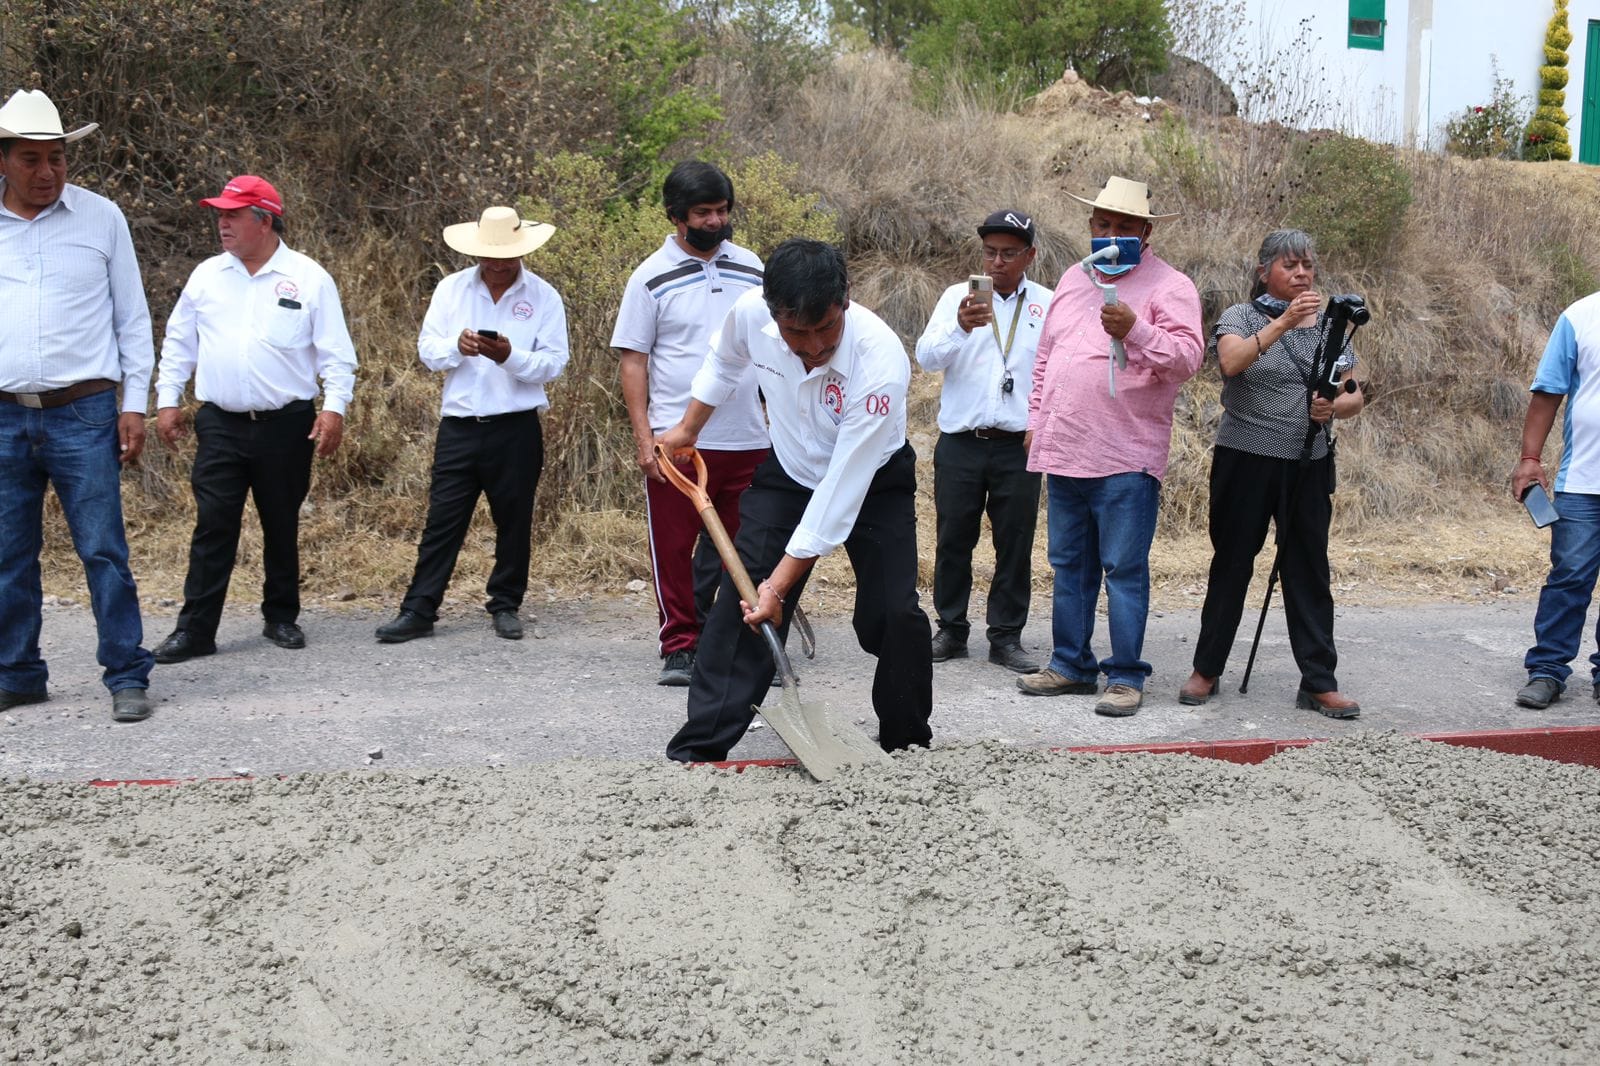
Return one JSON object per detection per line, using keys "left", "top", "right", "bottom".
{"left": 1582, "top": 21, "right": 1600, "bottom": 164}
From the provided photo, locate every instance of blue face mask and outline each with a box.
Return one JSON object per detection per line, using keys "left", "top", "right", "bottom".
{"left": 1096, "top": 261, "right": 1135, "bottom": 277}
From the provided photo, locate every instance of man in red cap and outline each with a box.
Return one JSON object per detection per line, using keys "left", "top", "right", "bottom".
{"left": 151, "top": 174, "right": 358, "bottom": 662}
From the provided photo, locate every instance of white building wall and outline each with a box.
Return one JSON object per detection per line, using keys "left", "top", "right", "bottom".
{"left": 1175, "top": 0, "right": 1600, "bottom": 154}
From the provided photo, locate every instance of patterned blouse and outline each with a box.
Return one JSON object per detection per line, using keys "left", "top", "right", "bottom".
{"left": 1209, "top": 301, "right": 1358, "bottom": 461}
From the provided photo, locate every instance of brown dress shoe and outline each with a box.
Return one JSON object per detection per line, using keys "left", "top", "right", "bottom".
{"left": 1296, "top": 688, "right": 1361, "bottom": 719}
{"left": 1178, "top": 672, "right": 1218, "bottom": 706}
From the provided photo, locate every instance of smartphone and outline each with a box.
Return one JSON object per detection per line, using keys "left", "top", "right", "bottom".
{"left": 477, "top": 329, "right": 500, "bottom": 340}
{"left": 1089, "top": 236, "right": 1143, "bottom": 267}
{"left": 968, "top": 274, "right": 993, "bottom": 305}
{"left": 1522, "top": 483, "right": 1560, "bottom": 528}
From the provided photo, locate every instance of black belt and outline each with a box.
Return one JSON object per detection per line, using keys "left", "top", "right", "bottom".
{"left": 203, "top": 399, "right": 314, "bottom": 421}
{"left": 444, "top": 409, "right": 539, "bottom": 424}
{"left": 0, "top": 378, "right": 117, "bottom": 410}
{"left": 959, "top": 427, "right": 1026, "bottom": 441}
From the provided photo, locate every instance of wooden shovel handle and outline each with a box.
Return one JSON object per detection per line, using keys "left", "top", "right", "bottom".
{"left": 652, "top": 443, "right": 762, "bottom": 609}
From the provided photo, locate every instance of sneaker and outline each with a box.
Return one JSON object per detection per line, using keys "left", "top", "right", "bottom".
{"left": 1016, "top": 668, "right": 1097, "bottom": 697}
{"left": 659, "top": 648, "right": 695, "bottom": 687}
{"left": 931, "top": 629, "right": 968, "bottom": 662}
{"left": 1515, "top": 676, "right": 1561, "bottom": 710}
{"left": 1094, "top": 683, "right": 1143, "bottom": 717}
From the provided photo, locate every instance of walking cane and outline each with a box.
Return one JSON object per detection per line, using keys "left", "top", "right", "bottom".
{"left": 1237, "top": 296, "right": 1368, "bottom": 694}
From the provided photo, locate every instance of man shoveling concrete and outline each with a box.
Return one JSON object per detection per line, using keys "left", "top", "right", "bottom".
{"left": 656, "top": 239, "right": 933, "bottom": 768}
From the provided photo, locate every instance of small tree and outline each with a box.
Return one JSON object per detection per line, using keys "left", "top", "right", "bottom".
{"left": 1526, "top": 0, "right": 1573, "bottom": 161}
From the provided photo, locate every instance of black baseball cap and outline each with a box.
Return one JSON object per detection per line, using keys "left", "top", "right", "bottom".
{"left": 977, "top": 209, "right": 1036, "bottom": 246}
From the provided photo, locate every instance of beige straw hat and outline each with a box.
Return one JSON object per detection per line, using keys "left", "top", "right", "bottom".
{"left": 0, "top": 89, "right": 98, "bottom": 142}
{"left": 442, "top": 206, "right": 555, "bottom": 258}
{"left": 1066, "top": 176, "right": 1179, "bottom": 221}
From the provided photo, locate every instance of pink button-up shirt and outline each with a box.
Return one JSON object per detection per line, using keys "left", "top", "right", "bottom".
{"left": 1026, "top": 253, "right": 1203, "bottom": 481}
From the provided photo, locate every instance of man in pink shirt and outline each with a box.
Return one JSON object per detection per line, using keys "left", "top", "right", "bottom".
{"left": 1017, "top": 177, "right": 1203, "bottom": 716}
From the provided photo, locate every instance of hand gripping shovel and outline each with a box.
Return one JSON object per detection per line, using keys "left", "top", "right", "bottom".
{"left": 655, "top": 444, "right": 888, "bottom": 781}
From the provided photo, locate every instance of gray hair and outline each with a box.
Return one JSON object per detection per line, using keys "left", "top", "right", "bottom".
{"left": 249, "top": 205, "right": 285, "bottom": 235}
{"left": 1250, "top": 228, "right": 1316, "bottom": 297}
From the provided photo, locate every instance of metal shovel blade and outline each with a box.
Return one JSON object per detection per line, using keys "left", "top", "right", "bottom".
{"left": 754, "top": 622, "right": 888, "bottom": 782}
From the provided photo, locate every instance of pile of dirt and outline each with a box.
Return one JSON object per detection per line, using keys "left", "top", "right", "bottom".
{"left": 3, "top": 734, "right": 1598, "bottom": 1063}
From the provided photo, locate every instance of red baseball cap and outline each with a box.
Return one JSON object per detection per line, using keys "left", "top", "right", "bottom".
{"left": 199, "top": 175, "right": 283, "bottom": 217}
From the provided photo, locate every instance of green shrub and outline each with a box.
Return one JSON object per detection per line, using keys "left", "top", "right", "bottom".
{"left": 1526, "top": 0, "right": 1574, "bottom": 162}
{"left": 1443, "top": 70, "right": 1529, "bottom": 160}
{"left": 1285, "top": 135, "right": 1412, "bottom": 260}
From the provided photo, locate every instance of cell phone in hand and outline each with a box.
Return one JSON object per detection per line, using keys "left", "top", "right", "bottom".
{"left": 476, "top": 329, "right": 499, "bottom": 340}
{"left": 1522, "top": 483, "right": 1559, "bottom": 528}
{"left": 968, "top": 274, "right": 993, "bottom": 305}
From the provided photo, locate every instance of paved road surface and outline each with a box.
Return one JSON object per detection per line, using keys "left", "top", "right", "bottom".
{"left": 3, "top": 595, "right": 1597, "bottom": 782}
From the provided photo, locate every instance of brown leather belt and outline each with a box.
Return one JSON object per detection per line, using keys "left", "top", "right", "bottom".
{"left": 0, "top": 378, "right": 118, "bottom": 410}
{"left": 966, "top": 427, "right": 1025, "bottom": 440}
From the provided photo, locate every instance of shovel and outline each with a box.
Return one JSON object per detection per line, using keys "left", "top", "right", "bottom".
{"left": 655, "top": 444, "right": 889, "bottom": 781}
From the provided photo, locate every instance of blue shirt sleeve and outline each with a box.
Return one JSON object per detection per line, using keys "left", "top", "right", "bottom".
{"left": 1532, "top": 313, "right": 1579, "bottom": 395}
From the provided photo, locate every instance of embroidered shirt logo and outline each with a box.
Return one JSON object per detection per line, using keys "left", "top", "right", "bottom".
{"left": 275, "top": 280, "right": 300, "bottom": 301}
{"left": 821, "top": 375, "right": 845, "bottom": 425}
{"left": 512, "top": 301, "right": 534, "bottom": 321}
{"left": 1029, "top": 303, "right": 1045, "bottom": 319}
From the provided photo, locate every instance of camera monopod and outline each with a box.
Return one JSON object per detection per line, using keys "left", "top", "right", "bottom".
{"left": 1238, "top": 295, "right": 1368, "bottom": 695}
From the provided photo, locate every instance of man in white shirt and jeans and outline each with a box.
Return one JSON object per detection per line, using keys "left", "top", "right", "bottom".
{"left": 657, "top": 239, "right": 933, "bottom": 762}
{"left": 375, "top": 206, "right": 567, "bottom": 643}
{"left": 612, "top": 161, "right": 768, "bottom": 686}
{"left": 153, "top": 175, "right": 358, "bottom": 662}
{"left": 915, "top": 209, "right": 1052, "bottom": 674}
{"left": 0, "top": 89, "right": 156, "bottom": 722}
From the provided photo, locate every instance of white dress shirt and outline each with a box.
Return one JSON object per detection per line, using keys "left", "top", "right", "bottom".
{"left": 611, "top": 235, "right": 768, "bottom": 450}
{"left": 914, "top": 277, "right": 1052, "bottom": 434}
{"left": 0, "top": 182, "right": 154, "bottom": 413}
{"left": 417, "top": 264, "right": 568, "bottom": 417}
{"left": 156, "top": 240, "right": 357, "bottom": 414}
{"left": 692, "top": 290, "right": 909, "bottom": 558}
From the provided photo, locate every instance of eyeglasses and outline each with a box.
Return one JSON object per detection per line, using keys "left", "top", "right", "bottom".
{"left": 981, "top": 247, "right": 1029, "bottom": 263}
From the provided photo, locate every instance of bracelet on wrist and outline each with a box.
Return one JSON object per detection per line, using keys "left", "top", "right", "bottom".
{"left": 1252, "top": 334, "right": 1263, "bottom": 356}
{"left": 1521, "top": 455, "right": 1543, "bottom": 463}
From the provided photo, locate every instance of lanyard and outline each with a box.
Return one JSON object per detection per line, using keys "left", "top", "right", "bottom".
{"left": 988, "top": 286, "right": 1025, "bottom": 364}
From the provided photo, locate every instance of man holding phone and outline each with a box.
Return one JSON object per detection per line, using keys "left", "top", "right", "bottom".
{"left": 915, "top": 209, "right": 1052, "bottom": 674}
{"left": 375, "top": 205, "right": 567, "bottom": 643}
{"left": 1512, "top": 288, "right": 1600, "bottom": 708}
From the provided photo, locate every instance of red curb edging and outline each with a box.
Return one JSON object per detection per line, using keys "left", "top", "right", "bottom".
{"left": 79, "top": 726, "right": 1600, "bottom": 786}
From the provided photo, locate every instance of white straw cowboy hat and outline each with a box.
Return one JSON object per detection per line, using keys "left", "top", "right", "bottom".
{"left": 442, "top": 206, "right": 555, "bottom": 258}
{"left": 1066, "top": 176, "right": 1180, "bottom": 222}
{"left": 0, "top": 89, "right": 98, "bottom": 142}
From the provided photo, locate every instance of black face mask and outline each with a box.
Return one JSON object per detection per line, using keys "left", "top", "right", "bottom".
{"left": 684, "top": 222, "right": 733, "bottom": 252}
{"left": 1253, "top": 294, "right": 1291, "bottom": 318}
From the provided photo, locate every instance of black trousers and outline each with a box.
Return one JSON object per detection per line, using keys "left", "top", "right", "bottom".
{"left": 177, "top": 401, "right": 315, "bottom": 638}
{"left": 400, "top": 410, "right": 543, "bottom": 621}
{"left": 667, "top": 443, "right": 933, "bottom": 762}
{"left": 932, "top": 430, "right": 1041, "bottom": 644}
{"left": 1192, "top": 445, "right": 1338, "bottom": 692}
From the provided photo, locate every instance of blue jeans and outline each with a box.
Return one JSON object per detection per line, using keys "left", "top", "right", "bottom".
{"left": 1525, "top": 490, "right": 1600, "bottom": 690}
{"left": 1045, "top": 472, "right": 1159, "bottom": 689}
{"left": 0, "top": 391, "right": 152, "bottom": 695}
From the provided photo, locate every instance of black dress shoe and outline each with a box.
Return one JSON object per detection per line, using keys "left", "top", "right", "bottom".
{"left": 931, "top": 629, "right": 969, "bottom": 662}
{"left": 111, "top": 688, "right": 153, "bottom": 723}
{"left": 153, "top": 629, "right": 217, "bottom": 664}
{"left": 988, "top": 641, "right": 1040, "bottom": 674}
{"left": 491, "top": 610, "right": 524, "bottom": 640}
{"left": 0, "top": 687, "right": 48, "bottom": 711}
{"left": 263, "top": 622, "right": 306, "bottom": 649}
{"left": 375, "top": 610, "right": 434, "bottom": 643}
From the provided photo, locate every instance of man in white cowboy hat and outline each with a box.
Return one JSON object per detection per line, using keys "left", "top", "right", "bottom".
{"left": 152, "top": 174, "right": 358, "bottom": 664}
{"left": 916, "top": 208, "right": 1053, "bottom": 676}
{"left": 0, "top": 88, "right": 157, "bottom": 723}
{"left": 612, "top": 161, "right": 768, "bottom": 686}
{"left": 375, "top": 205, "right": 567, "bottom": 643}
{"left": 1017, "top": 176, "right": 1204, "bottom": 716}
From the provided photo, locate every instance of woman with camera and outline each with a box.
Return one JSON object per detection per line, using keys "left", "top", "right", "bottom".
{"left": 1178, "top": 229, "right": 1365, "bottom": 717}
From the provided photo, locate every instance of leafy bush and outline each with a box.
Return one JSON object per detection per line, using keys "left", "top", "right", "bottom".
{"left": 906, "top": 0, "right": 1169, "bottom": 93}
{"left": 1526, "top": 0, "right": 1574, "bottom": 161}
{"left": 1443, "top": 70, "right": 1528, "bottom": 160}
{"left": 1285, "top": 135, "right": 1412, "bottom": 260}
